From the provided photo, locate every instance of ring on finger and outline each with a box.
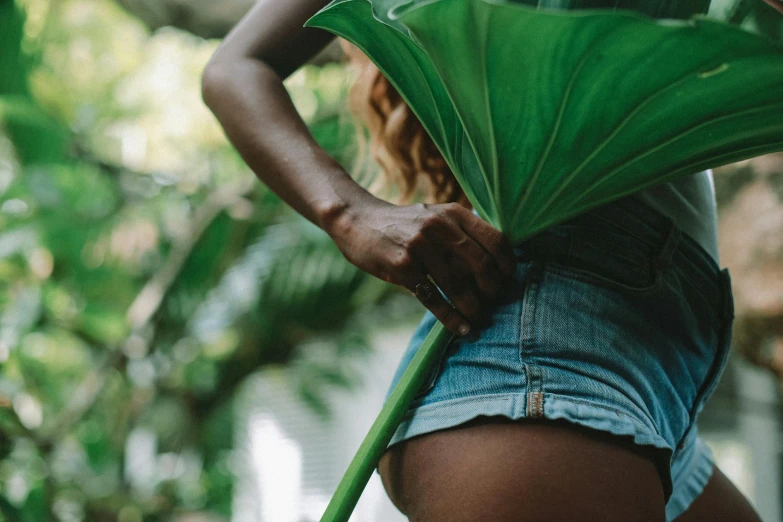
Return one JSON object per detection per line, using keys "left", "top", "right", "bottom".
{"left": 412, "top": 277, "right": 438, "bottom": 305}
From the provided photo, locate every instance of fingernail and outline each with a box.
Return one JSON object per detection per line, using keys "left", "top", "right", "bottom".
{"left": 459, "top": 324, "right": 470, "bottom": 336}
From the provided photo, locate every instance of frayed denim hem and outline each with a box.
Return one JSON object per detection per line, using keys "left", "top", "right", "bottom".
{"left": 387, "top": 391, "right": 671, "bottom": 452}
{"left": 665, "top": 436, "right": 715, "bottom": 521}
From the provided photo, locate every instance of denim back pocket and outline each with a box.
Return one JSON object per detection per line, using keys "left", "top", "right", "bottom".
{"left": 543, "top": 224, "right": 662, "bottom": 295}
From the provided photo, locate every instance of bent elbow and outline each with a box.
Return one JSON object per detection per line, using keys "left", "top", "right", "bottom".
{"left": 201, "top": 58, "right": 232, "bottom": 110}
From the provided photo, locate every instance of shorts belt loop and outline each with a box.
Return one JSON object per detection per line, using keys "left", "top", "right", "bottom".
{"left": 653, "top": 219, "right": 682, "bottom": 273}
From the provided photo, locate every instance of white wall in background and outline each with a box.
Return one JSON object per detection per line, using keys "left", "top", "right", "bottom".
{"left": 701, "top": 355, "right": 782, "bottom": 522}
{"left": 232, "top": 327, "right": 412, "bottom": 522}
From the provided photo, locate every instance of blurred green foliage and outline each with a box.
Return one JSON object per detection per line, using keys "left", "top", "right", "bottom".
{"left": 0, "top": 0, "right": 421, "bottom": 519}
{"left": 0, "top": 0, "right": 780, "bottom": 520}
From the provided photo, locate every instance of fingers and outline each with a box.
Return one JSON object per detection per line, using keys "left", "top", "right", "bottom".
{"left": 380, "top": 201, "right": 518, "bottom": 336}
{"left": 416, "top": 241, "right": 487, "bottom": 328}
{"left": 403, "top": 268, "right": 473, "bottom": 337}
{"left": 449, "top": 204, "right": 517, "bottom": 278}
{"left": 430, "top": 203, "right": 515, "bottom": 301}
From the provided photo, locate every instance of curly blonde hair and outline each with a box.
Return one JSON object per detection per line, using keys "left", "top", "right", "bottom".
{"left": 339, "top": 38, "right": 471, "bottom": 209}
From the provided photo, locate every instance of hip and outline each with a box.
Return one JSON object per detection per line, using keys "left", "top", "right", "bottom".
{"left": 388, "top": 193, "right": 735, "bottom": 455}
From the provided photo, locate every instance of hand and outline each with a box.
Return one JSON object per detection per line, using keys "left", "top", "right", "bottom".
{"left": 764, "top": 0, "right": 783, "bottom": 14}
{"left": 325, "top": 198, "right": 518, "bottom": 336}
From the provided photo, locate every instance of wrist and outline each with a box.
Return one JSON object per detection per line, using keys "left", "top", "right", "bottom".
{"left": 315, "top": 181, "right": 382, "bottom": 239}
{"left": 318, "top": 196, "right": 355, "bottom": 238}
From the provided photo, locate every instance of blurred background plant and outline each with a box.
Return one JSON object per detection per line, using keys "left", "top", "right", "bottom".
{"left": 0, "top": 0, "right": 781, "bottom": 520}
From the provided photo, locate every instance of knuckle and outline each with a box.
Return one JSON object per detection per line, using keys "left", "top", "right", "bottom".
{"left": 419, "top": 212, "right": 443, "bottom": 233}
{"left": 443, "top": 201, "right": 464, "bottom": 216}
{"left": 391, "top": 251, "right": 413, "bottom": 271}
{"left": 486, "top": 231, "right": 506, "bottom": 252}
{"left": 489, "top": 231, "right": 511, "bottom": 255}
{"left": 405, "top": 231, "right": 427, "bottom": 250}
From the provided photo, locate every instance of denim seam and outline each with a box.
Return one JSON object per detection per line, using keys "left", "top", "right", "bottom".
{"left": 520, "top": 261, "right": 545, "bottom": 418}
{"left": 674, "top": 266, "right": 722, "bottom": 326}
{"left": 676, "top": 307, "right": 734, "bottom": 449}
{"left": 525, "top": 364, "right": 545, "bottom": 417}
{"left": 544, "top": 260, "right": 663, "bottom": 296}
{"left": 584, "top": 208, "right": 660, "bottom": 249}
{"left": 519, "top": 260, "right": 543, "bottom": 360}
{"left": 652, "top": 220, "right": 682, "bottom": 274}
{"left": 391, "top": 390, "right": 672, "bottom": 452}
{"left": 665, "top": 437, "right": 716, "bottom": 521}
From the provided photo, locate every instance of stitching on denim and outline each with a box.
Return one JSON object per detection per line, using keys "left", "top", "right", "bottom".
{"left": 528, "top": 391, "right": 544, "bottom": 417}
{"left": 402, "top": 392, "right": 517, "bottom": 419}
{"left": 542, "top": 394, "right": 663, "bottom": 440}
{"left": 675, "top": 312, "right": 734, "bottom": 449}
{"left": 583, "top": 208, "right": 657, "bottom": 247}
{"left": 561, "top": 222, "right": 657, "bottom": 261}
{"left": 554, "top": 395, "right": 625, "bottom": 415}
{"left": 673, "top": 264, "right": 722, "bottom": 326}
{"left": 568, "top": 232, "right": 652, "bottom": 273}
{"left": 652, "top": 221, "right": 682, "bottom": 274}
{"left": 397, "top": 391, "right": 669, "bottom": 449}
{"left": 519, "top": 261, "right": 542, "bottom": 360}
{"left": 524, "top": 364, "right": 545, "bottom": 417}
{"left": 544, "top": 261, "right": 663, "bottom": 296}
{"left": 583, "top": 203, "right": 666, "bottom": 251}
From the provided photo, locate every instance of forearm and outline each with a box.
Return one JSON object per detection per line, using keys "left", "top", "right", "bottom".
{"left": 201, "top": 56, "right": 381, "bottom": 234}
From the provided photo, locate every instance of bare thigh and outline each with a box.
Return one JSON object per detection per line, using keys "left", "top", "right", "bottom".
{"left": 378, "top": 416, "right": 667, "bottom": 522}
{"left": 673, "top": 465, "right": 762, "bottom": 522}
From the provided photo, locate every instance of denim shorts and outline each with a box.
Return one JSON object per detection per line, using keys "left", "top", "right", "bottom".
{"left": 380, "top": 194, "right": 735, "bottom": 521}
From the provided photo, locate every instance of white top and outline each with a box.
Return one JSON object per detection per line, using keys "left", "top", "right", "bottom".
{"left": 635, "top": 169, "right": 720, "bottom": 265}
{"left": 473, "top": 170, "right": 721, "bottom": 266}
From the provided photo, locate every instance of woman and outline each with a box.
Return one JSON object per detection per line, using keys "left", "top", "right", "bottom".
{"left": 202, "top": 1, "right": 774, "bottom": 520}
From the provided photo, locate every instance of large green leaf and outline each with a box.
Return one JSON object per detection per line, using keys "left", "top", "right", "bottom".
{"left": 308, "top": 0, "right": 783, "bottom": 242}
{"left": 368, "top": 0, "right": 714, "bottom": 37}
{"left": 303, "top": 1, "right": 783, "bottom": 520}
{"left": 304, "top": 0, "right": 495, "bottom": 217}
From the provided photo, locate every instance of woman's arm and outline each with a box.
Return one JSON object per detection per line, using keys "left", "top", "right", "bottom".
{"left": 201, "top": 0, "right": 364, "bottom": 231}
{"left": 202, "top": 0, "right": 518, "bottom": 336}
